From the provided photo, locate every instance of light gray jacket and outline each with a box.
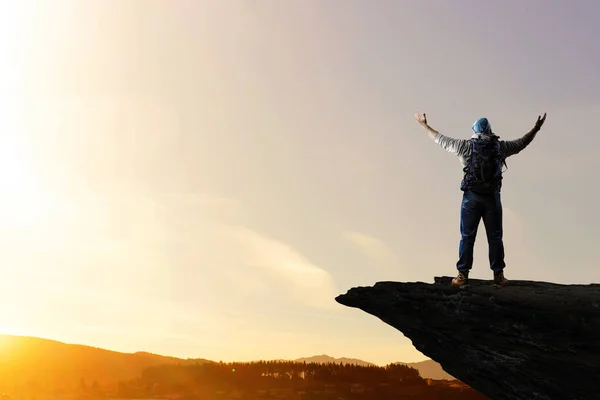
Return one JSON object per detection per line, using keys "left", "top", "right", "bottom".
{"left": 432, "top": 130, "right": 538, "bottom": 168}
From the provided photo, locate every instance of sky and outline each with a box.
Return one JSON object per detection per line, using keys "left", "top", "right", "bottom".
{"left": 0, "top": 0, "right": 599, "bottom": 366}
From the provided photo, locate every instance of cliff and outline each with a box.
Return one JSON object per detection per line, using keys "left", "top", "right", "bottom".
{"left": 335, "top": 276, "right": 600, "bottom": 400}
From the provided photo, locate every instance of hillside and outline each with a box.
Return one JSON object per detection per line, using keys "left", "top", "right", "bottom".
{"left": 0, "top": 335, "right": 210, "bottom": 388}
{"left": 394, "top": 360, "right": 455, "bottom": 380}
{"left": 0, "top": 333, "right": 455, "bottom": 393}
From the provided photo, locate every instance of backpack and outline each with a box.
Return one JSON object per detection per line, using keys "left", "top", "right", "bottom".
{"left": 460, "top": 135, "right": 505, "bottom": 194}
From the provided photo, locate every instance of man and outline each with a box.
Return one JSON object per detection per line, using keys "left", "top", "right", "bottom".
{"left": 414, "top": 112, "right": 547, "bottom": 287}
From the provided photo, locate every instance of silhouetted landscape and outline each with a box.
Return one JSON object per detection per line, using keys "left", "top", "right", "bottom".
{"left": 112, "top": 361, "right": 487, "bottom": 400}
{"left": 0, "top": 335, "right": 210, "bottom": 386}
{"left": 289, "top": 356, "right": 454, "bottom": 380}
{"left": 0, "top": 335, "right": 485, "bottom": 400}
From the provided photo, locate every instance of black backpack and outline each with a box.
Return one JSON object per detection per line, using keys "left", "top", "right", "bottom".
{"left": 460, "top": 135, "right": 505, "bottom": 194}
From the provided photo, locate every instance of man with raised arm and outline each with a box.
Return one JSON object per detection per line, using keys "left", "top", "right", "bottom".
{"left": 414, "top": 112, "right": 547, "bottom": 287}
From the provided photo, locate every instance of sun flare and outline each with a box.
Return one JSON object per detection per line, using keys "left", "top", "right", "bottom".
{"left": 0, "top": 126, "right": 47, "bottom": 229}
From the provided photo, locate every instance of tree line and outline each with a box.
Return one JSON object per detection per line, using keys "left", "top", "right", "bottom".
{"left": 0, "top": 360, "right": 488, "bottom": 400}
{"left": 109, "top": 361, "right": 489, "bottom": 400}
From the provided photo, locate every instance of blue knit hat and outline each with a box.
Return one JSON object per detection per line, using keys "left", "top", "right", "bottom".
{"left": 472, "top": 118, "right": 492, "bottom": 135}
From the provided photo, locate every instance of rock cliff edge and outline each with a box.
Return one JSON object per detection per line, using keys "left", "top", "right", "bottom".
{"left": 335, "top": 277, "right": 600, "bottom": 400}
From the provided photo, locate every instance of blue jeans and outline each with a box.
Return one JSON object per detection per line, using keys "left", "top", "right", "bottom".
{"left": 456, "top": 190, "right": 506, "bottom": 273}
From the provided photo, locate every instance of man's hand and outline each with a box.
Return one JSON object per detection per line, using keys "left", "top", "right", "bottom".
{"left": 415, "top": 111, "right": 439, "bottom": 139}
{"left": 534, "top": 112, "right": 547, "bottom": 130}
{"left": 415, "top": 112, "right": 428, "bottom": 127}
{"left": 517, "top": 112, "right": 547, "bottom": 149}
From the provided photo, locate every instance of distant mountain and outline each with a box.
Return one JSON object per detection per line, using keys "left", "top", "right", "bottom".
{"left": 0, "top": 334, "right": 455, "bottom": 390}
{"left": 292, "top": 355, "right": 375, "bottom": 367}
{"left": 394, "top": 360, "right": 455, "bottom": 380}
{"left": 288, "top": 355, "right": 455, "bottom": 380}
{"left": 0, "top": 335, "right": 211, "bottom": 387}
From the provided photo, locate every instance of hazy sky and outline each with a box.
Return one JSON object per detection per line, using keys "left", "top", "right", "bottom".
{"left": 0, "top": 0, "right": 599, "bottom": 365}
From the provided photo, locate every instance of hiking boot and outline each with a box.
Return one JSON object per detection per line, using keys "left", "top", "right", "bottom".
{"left": 493, "top": 270, "right": 508, "bottom": 287}
{"left": 452, "top": 270, "right": 469, "bottom": 287}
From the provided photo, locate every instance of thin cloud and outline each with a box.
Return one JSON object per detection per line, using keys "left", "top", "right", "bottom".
{"left": 219, "top": 225, "right": 339, "bottom": 309}
{"left": 342, "top": 231, "right": 398, "bottom": 272}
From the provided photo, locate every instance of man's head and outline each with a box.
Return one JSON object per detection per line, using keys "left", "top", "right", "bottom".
{"left": 472, "top": 117, "right": 492, "bottom": 136}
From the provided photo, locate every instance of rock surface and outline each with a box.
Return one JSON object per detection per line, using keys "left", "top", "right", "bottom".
{"left": 335, "top": 277, "right": 600, "bottom": 400}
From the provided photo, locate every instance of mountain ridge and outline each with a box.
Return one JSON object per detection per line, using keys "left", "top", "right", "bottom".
{"left": 292, "top": 354, "right": 375, "bottom": 366}
{"left": 0, "top": 334, "right": 454, "bottom": 384}
{"left": 288, "top": 355, "right": 454, "bottom": 380}
{"left": 0, "top": 334, "right": 211, "bottom": 386}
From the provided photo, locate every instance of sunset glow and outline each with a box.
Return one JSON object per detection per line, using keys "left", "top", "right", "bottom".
{"left": 0, "top": 0, "right": 597, "bottom": 368}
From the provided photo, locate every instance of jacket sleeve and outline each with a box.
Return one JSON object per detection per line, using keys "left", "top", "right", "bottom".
{"left": 500, "top": 130, "right": 537, "bottom": 158}
{"left": 433, "top": 133, "right": 471, "bottom": 157}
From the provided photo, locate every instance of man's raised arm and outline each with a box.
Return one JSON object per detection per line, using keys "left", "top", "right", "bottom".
{"left": 414, "top": 112, "right": 469, "bottom": 157}
{"left": 501, "top": 113, "right": 547, "bottom": 158}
